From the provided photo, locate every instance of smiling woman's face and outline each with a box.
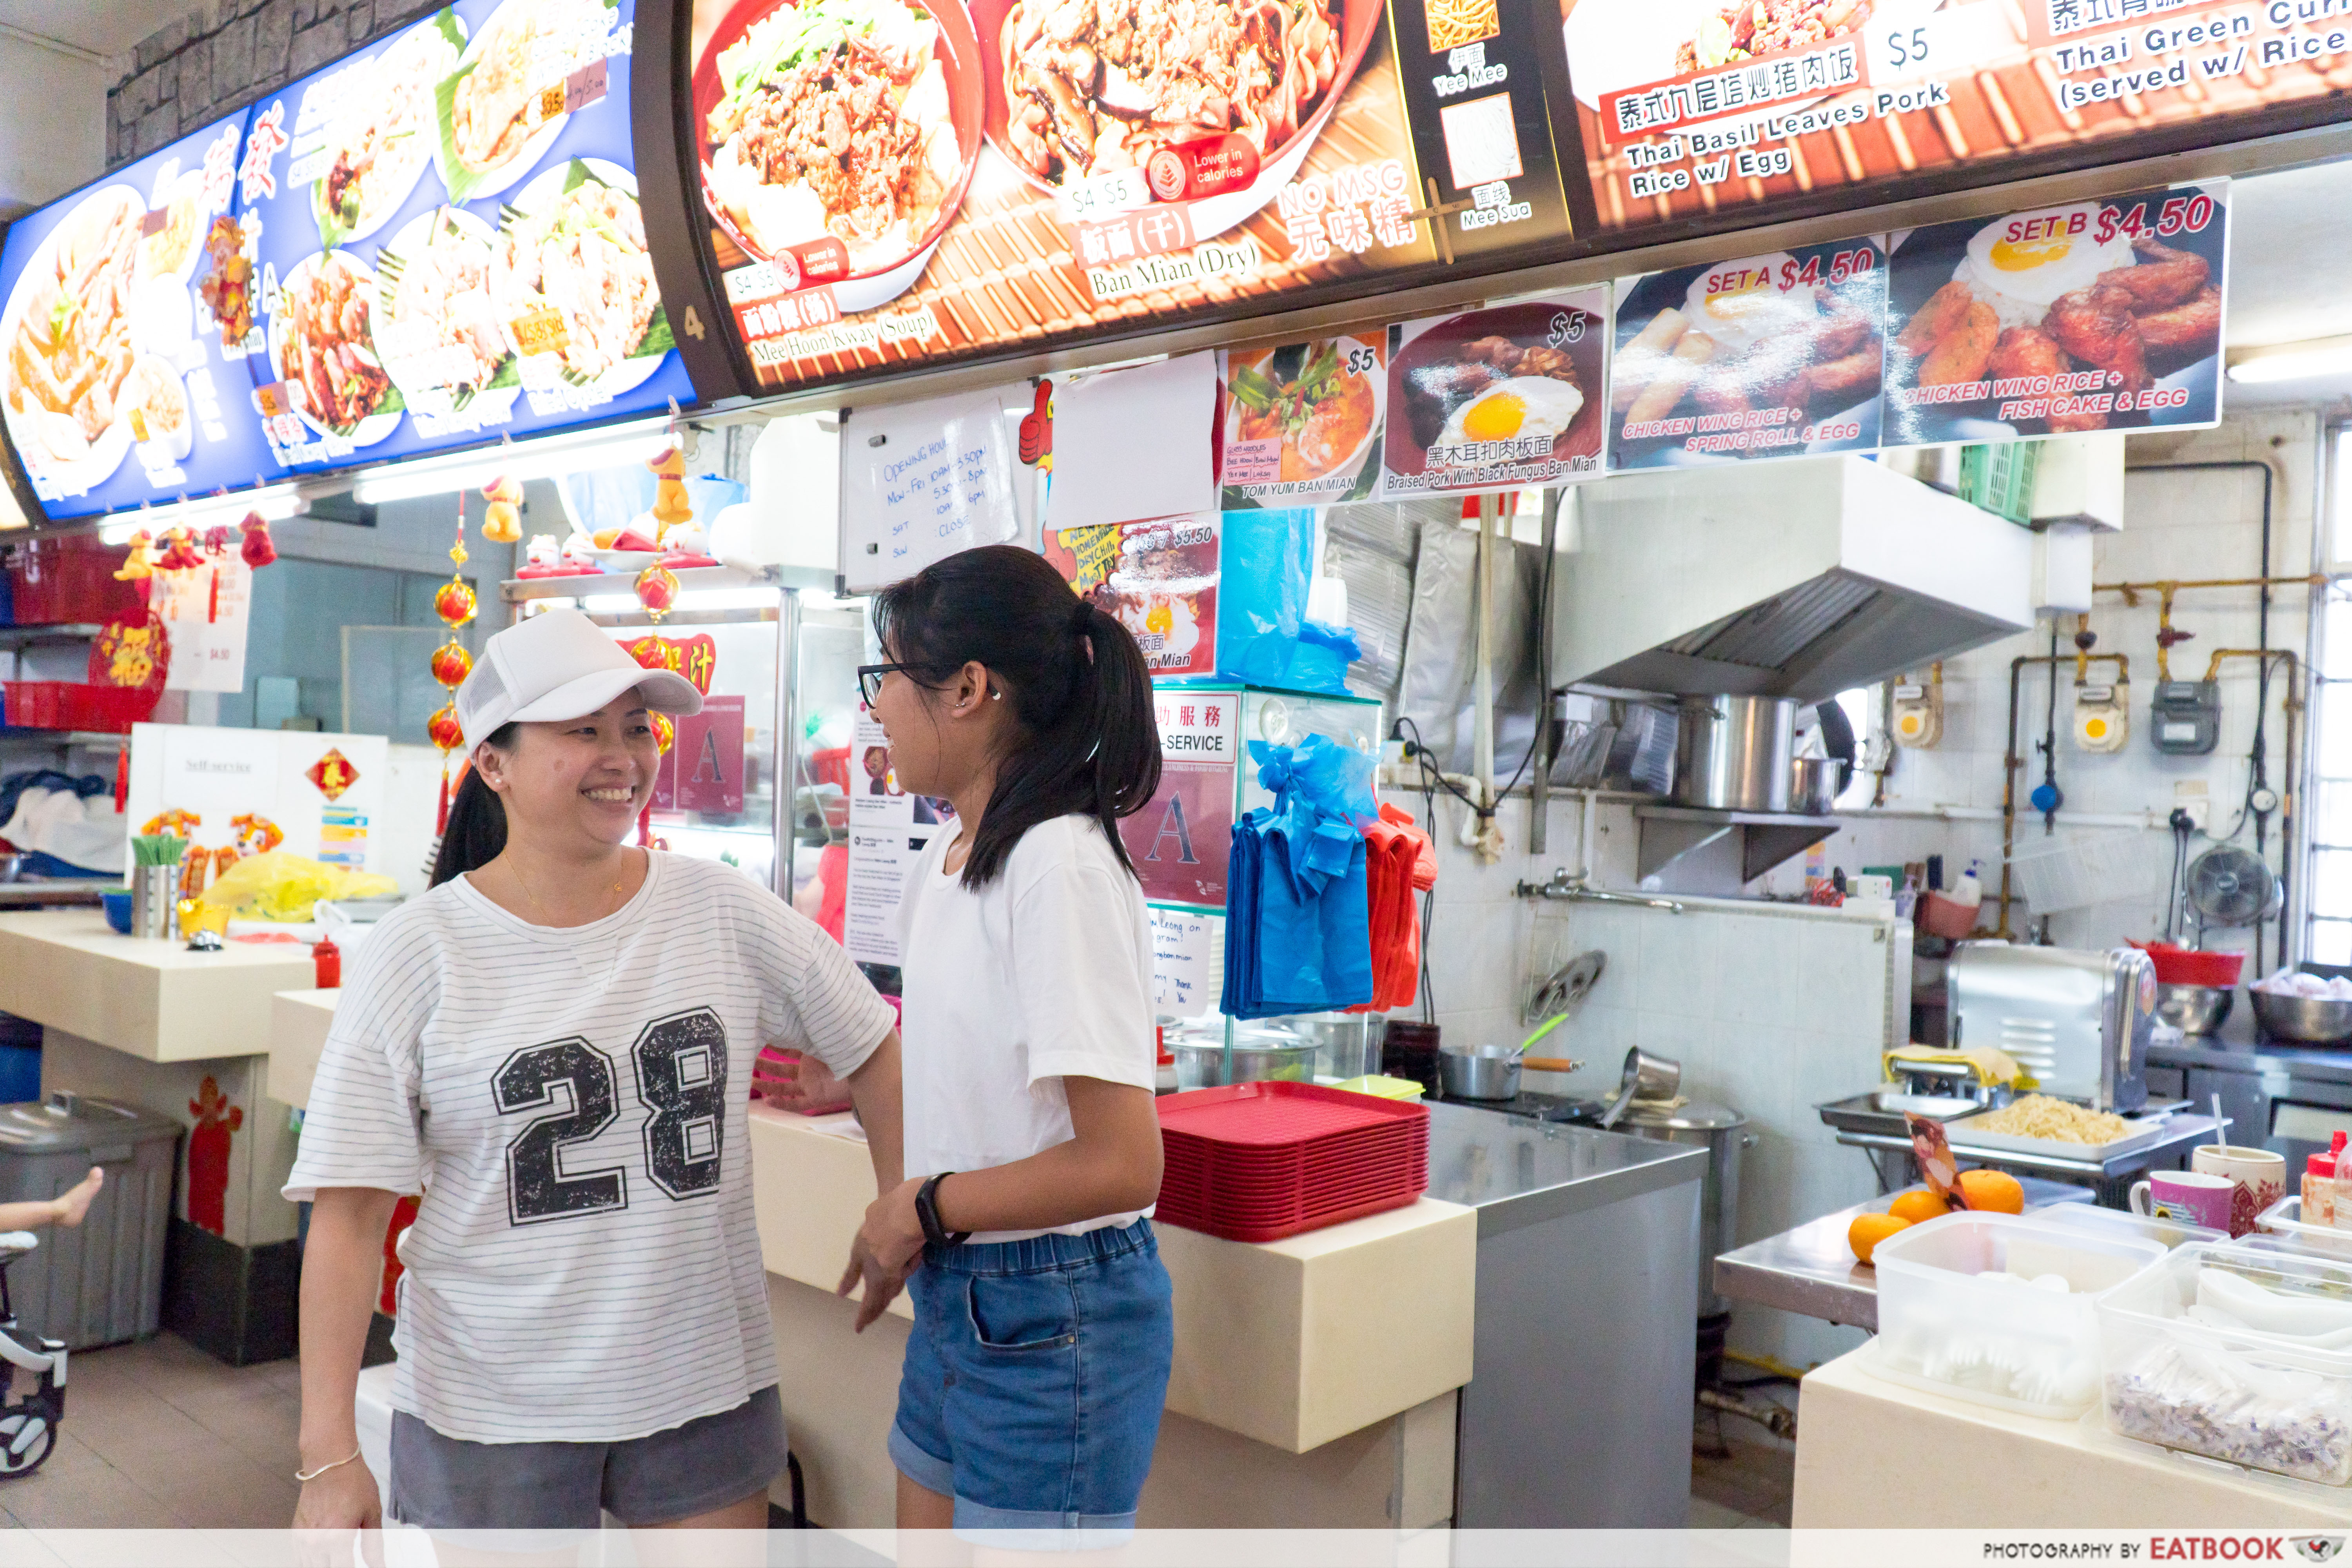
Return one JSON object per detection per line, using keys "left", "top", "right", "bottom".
{"left": 476, "top": 693, "right": 661, "bottom": 851}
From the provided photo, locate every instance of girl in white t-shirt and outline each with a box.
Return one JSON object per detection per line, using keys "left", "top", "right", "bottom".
{"left": 288, "top": 608, "right": 905, "bottom": 1536}
{"left": 843, "top": 544, "right": 1172, "bottom": 1539}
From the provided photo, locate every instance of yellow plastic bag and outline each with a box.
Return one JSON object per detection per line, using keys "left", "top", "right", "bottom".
{"left": 197, "top": 851, "right": 397, "bottom": 924}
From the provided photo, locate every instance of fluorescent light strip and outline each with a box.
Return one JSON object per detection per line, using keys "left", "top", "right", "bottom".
{"left": 351, "top": 420, "right": 677, "bottom": 505}
{"left": 96, "top": 485, "right": 306, "bottom": 543}
{"left": 2226, "top": 339, "right": 2352, "bottom": 385}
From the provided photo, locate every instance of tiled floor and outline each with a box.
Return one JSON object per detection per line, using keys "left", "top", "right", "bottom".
{"left": 1688, "top": 1426, "right": 1797, "bottom": 1530}
{"left": 0, "top": 1334, "right": 300, "bottom": 1530}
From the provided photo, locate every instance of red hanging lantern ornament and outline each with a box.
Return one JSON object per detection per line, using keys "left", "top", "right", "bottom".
{"left": 638, "top": 711, "right": 678, "bottom": 849}
{"left": 634, "top": 563, "right": 679, "bottom": 622}
{"left": 239, "top": 512, "right": 277, "bottom": 570}
{"left": 428, "top": 500, "right": 477, "bottom": 831}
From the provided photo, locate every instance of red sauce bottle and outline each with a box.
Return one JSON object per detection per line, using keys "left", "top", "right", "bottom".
{"left": 313, "top": 935, "right": 341, "bottom": 990}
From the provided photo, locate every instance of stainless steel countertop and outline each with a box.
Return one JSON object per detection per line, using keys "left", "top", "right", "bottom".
{"left": 1424, "top": 1101, "right": 1709, "bottom": 1239}
{"left": 1710, "top": 1178, "right": 2094, "bottom": 1332}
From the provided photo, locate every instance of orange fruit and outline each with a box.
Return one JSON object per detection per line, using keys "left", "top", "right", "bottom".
{"left": 1848, "top": 1212, "right": 1913, "bottom": 1264}
{"left": 1889, "top": 1190, "right": 1951, "bottom": 1225}
{"left": 1957, "top": 1169, "right": 2025, "bottom": 1214}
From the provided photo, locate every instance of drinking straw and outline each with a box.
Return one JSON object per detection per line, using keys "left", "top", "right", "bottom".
{"left": 2211, "top": 1092, "right": 2228, "bottom": 1149}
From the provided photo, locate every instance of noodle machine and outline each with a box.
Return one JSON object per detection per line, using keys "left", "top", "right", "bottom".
{"left": 1946, "top": 941, "right": 2156, "bottom": 1114}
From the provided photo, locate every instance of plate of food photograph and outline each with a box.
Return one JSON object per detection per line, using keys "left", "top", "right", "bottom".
{"left": 0, "top": 185, "right": 146, "bottom": 495}
{"left": 269, "top": 247, "right": 405, "bottom": 446}
{"left": 971, "top": 0, "right": 1379, "bottom": 247}
{"left": 316, "top": 15, "right": 463, "bottom": 245}
{"left": 1383, "top": 302, "right": 1606, "bottom": 487}
{"left": 1884, "top": 190, "right": 2226, "bottom": 443}
{"left": 695, "top": 0, "right": 985, "bottom": 316}
{"left": 121, "top": 356, "right": 193, "bottom": 465}
{"left": 436, "top": 0, "right": 606, "bottom": 204}
{"left": 1221, "top": 336, "right": 1383, "bottom": 504}
{"left": 374, "top": 204, "right": 519, "bottom": 418}
{"left": 489, "top": 158, "right": 673, "bottom": 397}
{"left": 1608, "top": 242, "right": 1886, "bottom": 468}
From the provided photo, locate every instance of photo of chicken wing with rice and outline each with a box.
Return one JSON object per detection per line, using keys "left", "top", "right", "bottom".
{"left": 1609, "top": 251, "right": 1884, "bottom": 456}
{"left": 316, "top": 21, "right": 459, "bottom": 240}
{"left": 703, "top": 0, "right": 969, "bottom": 272}
{"left": 274, "top": 250, "right": 398, "bottom": 439}
{"left": 1891, "top": 199, "right": 2223, "bottom": 436}
{"left": 1674, "top": 0, "right": 1871, "bottom": 73}
{"left": 1226, "top": 340, "right": 1380, "bottom": 485}
{"left": 376, "top": 208, "right": 512, "bottom": 408}
{"left": 491, "top": 163, "right": 664, "bottom": 386}
{"left": 2, "top": 188, "right": 142, "bottom": 478}
{"left": 995, "top": 0, "right": 1345, "bottom": 189}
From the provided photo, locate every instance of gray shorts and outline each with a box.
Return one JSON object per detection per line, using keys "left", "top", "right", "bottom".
{"left": 389, "top": 1385, "right": 787, "bottom": 1530}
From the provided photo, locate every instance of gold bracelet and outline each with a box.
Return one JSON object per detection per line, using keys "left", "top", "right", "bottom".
{"left": 295, "top": 1448, "right": 362, "bottom": 1483}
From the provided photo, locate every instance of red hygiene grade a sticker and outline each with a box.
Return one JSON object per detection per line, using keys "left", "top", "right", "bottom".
{"left": 1146, "top": 136, "right": 1261, "bottom": 203}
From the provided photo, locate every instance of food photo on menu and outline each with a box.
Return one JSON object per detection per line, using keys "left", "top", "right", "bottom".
{"left": 688, "top": 0, "right": 1414, "bottom": 391}
{"left": 234, "top": 0, "right": 693, "bottom": 471}
{"left": 1379, "top": 292, "right": 1607, "bottom": 498}
{"left": 1881, "top": 182, "right": 2228, "bottom": 446}
{"left": 1607, "top": 236, "right": 1884, "bottom": 469}
{"left": 1219, "top": 337, "right": 1386, "bottom": 508}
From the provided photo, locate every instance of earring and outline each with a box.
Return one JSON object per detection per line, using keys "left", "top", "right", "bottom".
{"left": 991, "top": 691, "right": 1002, "bottom": 701}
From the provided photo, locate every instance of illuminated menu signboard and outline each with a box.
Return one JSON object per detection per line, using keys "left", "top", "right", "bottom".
{"left": 670, "top": 0, "right": 1573, "bottom": 393}
{"left": 1551, "top": 0, "right": 2352, "bottom": 242}
{"left": 0, "top": 0, "right": 702, "bottom": 524}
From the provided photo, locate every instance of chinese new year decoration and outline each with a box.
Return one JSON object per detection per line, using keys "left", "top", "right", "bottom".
{"left": 107, "top": 512, "right": 273, "bottom": 599}
{"left": 625, "top": 634, "right": 718, "bottom": 848}
{"left": 186, "top": 1075, "right": 242, "bottom": 1237}
{"left": 633, "top": 563, "right": 679, "bottom": 622}
{"left": 89, "top": 613, "right": 170, "bottom": 694}
{"left": 240, "top": 512, "right": 276, "bottom": 568}
{"left": 481, "top": 475, "right": 523, "bottom": 544}
{"left": 306, "top": 749, "right": 358, "bottom": 803}
{"left": 427, "top": 502, "right": 477, "bottom": 829}
{"left": 196, "top": 217, "right": 252, "bottom": 350}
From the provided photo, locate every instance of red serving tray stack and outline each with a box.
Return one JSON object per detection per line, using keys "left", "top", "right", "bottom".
{"left": 1155, "top": 1082, "right": 1428, "bottom": 1243}
{"left": 2, "top": 681, "right": 158, "bottom": 733}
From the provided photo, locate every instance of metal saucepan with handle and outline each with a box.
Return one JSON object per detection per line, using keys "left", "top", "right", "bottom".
{"left": 1438, "top": 1011, "right": 1584, "bottom": 1100}
{"left": 1600, "top": 1045, "right": 1683, "bottom": 1128}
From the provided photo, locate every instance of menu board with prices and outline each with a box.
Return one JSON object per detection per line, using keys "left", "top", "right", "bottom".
{"left": 683, "top": 0, "right": 1463, "bottom": 394}
{"left": 1608, "top": 237, "right": 1886, "bottom": 471}
{"left": 243, "top": 0, "right": 696, "bottom": 478}
{"left": 1380, "top": 287, "right": 1609, "bottom": 496}
{"left": 1881, "top": 181, "right": 2227, "bottom": 447}
{"left": 1550, "top": 0, "right": 2341, "bottom": 244}
{"left": 1219, "top": 338, "right": 1387, "bottom": 508}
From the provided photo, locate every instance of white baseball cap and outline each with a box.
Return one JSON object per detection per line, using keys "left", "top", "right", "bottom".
{"left": 457, "top": 607, "right": 702, "bottom": 752}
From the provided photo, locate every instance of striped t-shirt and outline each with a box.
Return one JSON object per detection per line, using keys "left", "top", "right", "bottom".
{"left": 285, "top": 851, "right": 893, "bottom": 1444}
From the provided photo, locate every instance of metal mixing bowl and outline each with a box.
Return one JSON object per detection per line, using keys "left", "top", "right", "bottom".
{"left": 2156, "top": 983, "right": 2234, "bottom": 1036}
{"left": 1170, "top": 1036, "right": 1319, "bottom": 1089}
{"left": 2251, "top": 989, "right": 2352, "bottom": 1044}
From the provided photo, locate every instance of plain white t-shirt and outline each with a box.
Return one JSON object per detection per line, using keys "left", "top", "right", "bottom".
{"left": 285, "top": 851, "right": 894, "bottom": 1443}
{"left": 897, "top": 813, "right": 1157, "bottom": 1242}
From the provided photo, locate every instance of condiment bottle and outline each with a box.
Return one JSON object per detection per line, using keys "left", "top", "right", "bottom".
{"left": 2307, "top": 1132, "right": 2345, "bottom": 1229}
{"left": 2331, "top": 1130, "right": 2352, "bottom": 1232}
{"left": 1951, "top": 861, "right": 1984, "bottom": 910}
{"left": 313, "top": 935, "right": 341, "bottom": 990}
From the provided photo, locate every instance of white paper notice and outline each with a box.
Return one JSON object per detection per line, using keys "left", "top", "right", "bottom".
{"left": 842, "top": 711, "right": 949, "bottom": 967}
{"left": 1149, "top": 906, "right": 1217, "bottom": 1019}
{"left": 1045, "top": 352, "right": 1217, "bottom": 532}
{"left": 154, "top": 557, "right": 252, "bottom": 693}
{"left": 841, "top": 388, "right": 1020, "bottom": 592}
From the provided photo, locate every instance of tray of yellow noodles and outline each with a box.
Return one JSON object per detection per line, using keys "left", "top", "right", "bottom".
{"left": 1941, "top": 1094, "right": 2177, "bottom": 1162}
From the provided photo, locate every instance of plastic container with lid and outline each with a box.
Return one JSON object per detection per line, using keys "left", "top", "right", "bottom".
{"left": 0, "top": 1091, "right": 180, "bottom": 1348}
{"left": 1868, "top": 1210, "right": 2165, "bottom": 1418}
{"left": 2098, "top": 1238, "right": 2352, "bottom": 1485}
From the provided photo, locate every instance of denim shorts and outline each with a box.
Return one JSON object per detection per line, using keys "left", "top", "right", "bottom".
{"left": 889, "top": 1218, "right": 1174, "bottom": 1541}
{"left": 390, "top": 1385, "right": 786, "bottom": 1530}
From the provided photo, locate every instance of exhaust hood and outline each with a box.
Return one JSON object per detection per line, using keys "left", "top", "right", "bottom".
{"left": 1553, "top": 456, "right": 2034, "bottom": 702}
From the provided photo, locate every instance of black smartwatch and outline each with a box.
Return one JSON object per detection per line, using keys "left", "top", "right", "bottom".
{"left": 916, "top": 1173, "right": 969, "bottom": 1248}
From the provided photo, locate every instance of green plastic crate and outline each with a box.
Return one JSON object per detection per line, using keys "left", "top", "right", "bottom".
{"left": 1959, "top": 442, "right": 2042, "bottom": 525}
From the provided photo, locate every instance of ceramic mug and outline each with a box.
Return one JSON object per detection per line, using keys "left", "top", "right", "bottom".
{"left": 2130, "top": 1170, "right": 2235, "bottom": 1233}
{"left": 2192, "top": 1143, "right": 2288, "bottom": 1238}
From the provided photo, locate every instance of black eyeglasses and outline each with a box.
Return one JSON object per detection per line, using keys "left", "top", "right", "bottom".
{"left": 856, "top": 663, "right": 911, "bottom": 707}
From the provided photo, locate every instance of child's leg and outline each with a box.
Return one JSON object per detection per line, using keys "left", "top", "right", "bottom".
{"left": 0, "top": 1167, "right": 102, "bottom": 1231}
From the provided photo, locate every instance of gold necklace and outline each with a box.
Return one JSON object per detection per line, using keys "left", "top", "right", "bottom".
{"left": 510, "top": 853, "right": 632, "bottom": 924}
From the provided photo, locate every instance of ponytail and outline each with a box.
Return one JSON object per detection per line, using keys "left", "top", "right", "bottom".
{"left": 871, "top": 545, "right": 1161, "bottom": 890}
{"left": 428, "top": 724, "right": 516, "bottom": 887}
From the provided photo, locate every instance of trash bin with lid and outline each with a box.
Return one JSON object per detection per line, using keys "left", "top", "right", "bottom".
{"left": 0, "top": 1091, "right": 181, "bottom": 1348}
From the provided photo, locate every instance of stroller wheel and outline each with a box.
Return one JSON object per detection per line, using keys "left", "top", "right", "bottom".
{"left": 0, "top": 1411, "right": 55, "bottom": 1476}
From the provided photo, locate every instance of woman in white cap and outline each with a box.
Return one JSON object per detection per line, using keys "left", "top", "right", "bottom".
{"left": 287, "top": 607, "right": 904, "bottom": 1535}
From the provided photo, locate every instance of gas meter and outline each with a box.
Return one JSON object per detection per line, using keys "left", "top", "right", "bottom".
{"left": 2150, "top": 680, "right": 2221, "bottom": 756}
{"left": 2073, "top": 681, "right": 2129, "bottom": 753}
{"left": 1891, "top": 681, "right": 1943, "bottom": 749}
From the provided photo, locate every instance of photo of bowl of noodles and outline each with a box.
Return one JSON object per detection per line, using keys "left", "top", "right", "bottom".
{"left": 135, "top": 173, "right": 204, "bottom": 287}
{"left": 121, "top": 356, "right": 192, "bottom": 465}
{"left": 972, "top": 0, "right": 1378, "bottom": 245}
{"left": 0, "top": 185, "right": 144, "bottom": 494}
{"left": 374, "top": 205, "right": 517, "bottom": 418}
{"left": 315, "top": 16, "right": 461, "bottom": 243}
{"left": 693, "top": 0, "right": 984, "bottom": 316}
{"left": 436, "top": 0, "right": 608, "bottom": 202}
{"left": 269, "top": 249, "right": 404, "bottom": 445}
{"left": 488, "top": 159, "right": 671, "bottom": 397}
{"left": 1222, "top": 338, "right": 1383, "bottom": 501}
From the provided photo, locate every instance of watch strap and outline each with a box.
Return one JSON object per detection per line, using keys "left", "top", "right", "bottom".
{"left": 916, "top": 1172, "right": 969, "bottom": 1247}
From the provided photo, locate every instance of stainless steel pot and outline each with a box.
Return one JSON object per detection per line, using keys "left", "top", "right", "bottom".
{"left": 1671, "top": 696, "right": 1795, "bottom": 812}
{"left": 1169, "top": 1031, "right": 1320, "bottom": 1089}
{"left": 1439, "top": 1044, "right": 1524, "bottom": 1101}
{"left": 1618, "top": 1100, "right": 1751, "bottom": 1318}
{"left": 1788, "top": 757, "right": 1842, "bottom": 816}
